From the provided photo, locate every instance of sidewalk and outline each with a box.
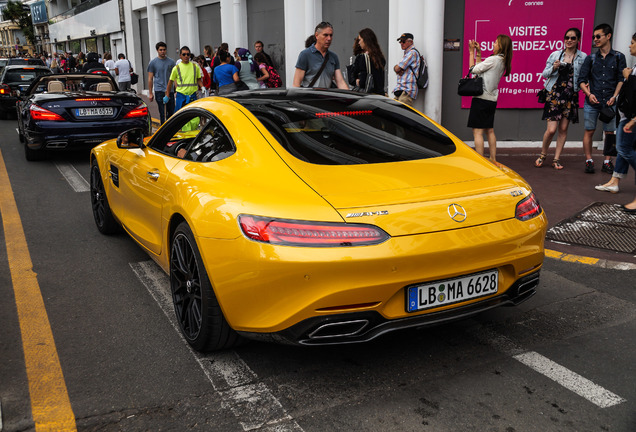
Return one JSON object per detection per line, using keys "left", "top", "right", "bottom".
{"left": 139, "top": 92, "right": 636, "bottom": 265}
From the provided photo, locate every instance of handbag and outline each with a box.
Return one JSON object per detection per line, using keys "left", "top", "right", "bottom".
{"left": 458, "top": 72, "right": 483, "bottom": 96}
{"left": 235, "top": 80, "right": 249, "bottom": 91}
{"left": 346, "top": 55, "right": 358, "bottom": 86}
{"left": 353, "top": 54, "right": 375, "bottom": 93}
{"left": 128, "top": 60, "right": 138, "bottom": 84}
{"left": 537, "top": 88, "right": 548, "bottom": 104}
{"left": 598, "top": 105, "right": 616, "bottom": 123}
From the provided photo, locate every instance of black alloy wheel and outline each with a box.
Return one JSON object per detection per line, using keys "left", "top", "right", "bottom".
{"left": 170, "top": 222, "right": 241, "bottom": 352}
{"left": 90, "top": 162, "right": 119, "bottom": 234}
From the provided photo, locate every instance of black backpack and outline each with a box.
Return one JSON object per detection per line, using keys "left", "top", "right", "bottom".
{"left": 617, "top": 72, "right": 636, "bottom": 120}
{"left": 410, "top": 48, "right": 428, "bottom": 89}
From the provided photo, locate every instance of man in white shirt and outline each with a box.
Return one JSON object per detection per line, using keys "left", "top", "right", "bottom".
{"left": 114, "top": 53, "right": 133, "bottom": 91}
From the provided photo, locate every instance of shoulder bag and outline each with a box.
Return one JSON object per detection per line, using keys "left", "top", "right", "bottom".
{"left": 128, "top": 60, "right": 139, "bottom": 84}
{"left": 353, "top": 54, "right": 375, "bottom": 93}
{"left": 458, "top": 71, "right": 483, "bottom": 96}
{"left": 307, "top": 52, "right": 330, "bottom": 88}
{"left": 346, "top": 55, "right": 358, "bottom": 86}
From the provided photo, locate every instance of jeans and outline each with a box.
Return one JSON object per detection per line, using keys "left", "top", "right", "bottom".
{"left": 583, "top": 102, "right": 616, "bottom": 132}
{"left": 118, "top": 80, "right": 132, "bottom": 91}
{"left": 613, "top": 119, "right": 636, "bottom": 184}
{"left": 154, "top": 91, "right": 174, "bottom": 124}
{"left": 175, "top": 92, "right": 198, "bottom": 112}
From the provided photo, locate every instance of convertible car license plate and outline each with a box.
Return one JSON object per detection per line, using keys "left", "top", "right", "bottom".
{"left": 406, "top": 269, "right": 498, "bottom": 313}
{"left": 76, "top": 107, "right": 113, "bottom": 117}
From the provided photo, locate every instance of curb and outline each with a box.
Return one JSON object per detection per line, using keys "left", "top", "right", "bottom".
{"left": 545, "top": 249, "right": 636, "bottom": 270}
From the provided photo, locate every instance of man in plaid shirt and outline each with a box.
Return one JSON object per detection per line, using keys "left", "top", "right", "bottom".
{"left": 393, "top": 32, "right": 420, "bottom": 106}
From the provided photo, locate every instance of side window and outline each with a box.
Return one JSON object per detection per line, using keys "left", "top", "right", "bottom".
{"left": 183, "top": 117, "right": 235, "bottom": 162}
{"left": 148, "top": 112, "right": 210, "bottom": 157}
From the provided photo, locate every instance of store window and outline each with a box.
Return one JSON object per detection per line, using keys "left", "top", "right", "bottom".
{"left": 86, "top": 37, "right": 97, "bottom": 53}
{"left": 102, "top": 35, "right": 111, "bottom": 54}
{"left": 70, "top": 40, "right": 81, "bottom": 54}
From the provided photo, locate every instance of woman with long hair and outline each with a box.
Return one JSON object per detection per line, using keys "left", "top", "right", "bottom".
{"left": 467, "top": 34, "right": 513, "bottom": 162}
{"left": 351, "top": 28, "right": 386, "bottom": 94}
{"left": 535, "top": 28, "right": 587, "bottom": 169}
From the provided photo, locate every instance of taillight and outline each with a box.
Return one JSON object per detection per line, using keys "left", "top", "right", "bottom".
{"left": 30, "top": 105, "right": 65, "bottom": 121}
{"left": 124, "top": 103, "right": 148, "bottom": 118}
{"left": 238, "top": 215, "right": 390, "bottom": 247}
{"left": 515, "top": 192, "right": 542, "bottom": 221}
{"left": 0, "top": 84, "right": 10, "bottom": 95}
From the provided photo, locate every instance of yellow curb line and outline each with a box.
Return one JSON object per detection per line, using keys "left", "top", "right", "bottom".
{"left": 545, "top": 249, "right": 636, "bottom": 270}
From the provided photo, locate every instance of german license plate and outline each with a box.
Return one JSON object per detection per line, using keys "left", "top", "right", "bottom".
{"left": 406, "top": 269, "right": 498, "bottom": 313}
{"left": 76, "top": 107, "right": 113, "bottom": 117}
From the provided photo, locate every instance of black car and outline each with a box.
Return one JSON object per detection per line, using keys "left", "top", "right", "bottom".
{"left": 0, "top": 65, "right": 51, "bottom": 119}
{"left": 17, "top": 73, "right": 151, "bottom": 160}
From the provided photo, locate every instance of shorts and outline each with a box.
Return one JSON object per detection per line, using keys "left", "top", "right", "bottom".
{"left": 583, "top": 102, "right": 616, "bottom": 132}
{"left": 467, "top": 97, "right": 497, "bottom": 129}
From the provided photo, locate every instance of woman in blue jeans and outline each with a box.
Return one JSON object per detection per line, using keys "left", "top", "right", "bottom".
{"left": 595, "top": 32, "right": 636, "bottom": 213}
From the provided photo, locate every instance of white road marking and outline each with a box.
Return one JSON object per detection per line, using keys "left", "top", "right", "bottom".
{"left": 470, "top": 326, "right": 626, "bottom": 408}
{"left": 54, "top": 162, "right": 90, "bottom": 192}
{"left": 130, "top": 261, "right": 304, "bottom": 432}
{"left": 513, "top": 351, "right": 627, "bottom": 408}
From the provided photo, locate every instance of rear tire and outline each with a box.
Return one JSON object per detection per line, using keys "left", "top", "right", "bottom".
{"left": 90, "top": 162, "right": 120, "bottom": 234}
{"left": 24, "top": 143, "right": 45, "bottom": 161}
{"left": 171, "top": 222, "right": 242, "bottom": 352}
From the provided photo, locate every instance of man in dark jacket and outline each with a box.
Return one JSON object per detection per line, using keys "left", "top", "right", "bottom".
{"left": 81, "top": 52, "right": 107, "bottom": 73}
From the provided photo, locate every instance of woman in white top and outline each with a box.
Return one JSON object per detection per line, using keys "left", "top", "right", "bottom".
{"left": 467, "top": 34, "right": 513, "bottom": 162}
{"left": 104, "top": 53, "right": 116, "bottom": 80}
{"left": 234, "top": 48, "right": 260, "bottom": 90}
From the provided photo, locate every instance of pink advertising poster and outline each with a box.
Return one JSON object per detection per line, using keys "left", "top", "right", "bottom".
{"left": 462, "top": 0, "right": 596, "bottom": 108}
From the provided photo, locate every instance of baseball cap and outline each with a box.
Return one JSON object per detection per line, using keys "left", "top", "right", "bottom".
{"left": 397, "top": 33, "right": 414, "bottom": 42}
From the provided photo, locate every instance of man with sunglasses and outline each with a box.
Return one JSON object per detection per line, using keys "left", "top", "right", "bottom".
{"left": 578, "top": 23, "right": 627, "bottom": 173}
{"left": 293, "top": 22, "right": 348, "bottom": 89}
{"left": 393, "top": 33, "right": 420, "bottom": 106}
{"left": 164, "top": 46, "right": 203, "bottom": 112}
{"left": 148, "top": 42, "right": 176, "bottom": 124}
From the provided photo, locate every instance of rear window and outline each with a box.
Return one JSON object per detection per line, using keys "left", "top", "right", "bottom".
{"left": 243, "top": 97, "right": 455, "bottom": 165}
{"left": 8, "top": 58, "right": 45, "bottom": 66}
{"left": 5, "top": 69, "right": 49, "bottom": 83}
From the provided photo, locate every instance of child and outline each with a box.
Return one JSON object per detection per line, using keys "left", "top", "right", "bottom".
{"left": 254, "top": 52, "right": 282, "bottom": 88}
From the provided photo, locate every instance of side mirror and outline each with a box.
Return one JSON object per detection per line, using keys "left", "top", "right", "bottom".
{"left": 117, "top": 128, "right": 145, "bottom": 149}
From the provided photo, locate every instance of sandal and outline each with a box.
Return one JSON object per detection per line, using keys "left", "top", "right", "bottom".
{"left": 552, "top": 159, "right": 564, "bottom": 170}
{"left": 534, "top": 153, "right": 547, "bottom": 167}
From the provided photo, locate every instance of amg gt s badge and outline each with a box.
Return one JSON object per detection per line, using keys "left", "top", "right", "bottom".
{"left": 346, "top": 210, "right": 389, "bottom": 218}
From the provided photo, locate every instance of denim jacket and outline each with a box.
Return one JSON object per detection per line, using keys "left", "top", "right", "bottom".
{"left": 542, "top": 49, "right": 587, "bottom": 92}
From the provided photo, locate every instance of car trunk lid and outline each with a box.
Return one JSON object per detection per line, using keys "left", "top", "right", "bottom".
{"left": 282, "top": 148, "right": 528, "bottom": 236}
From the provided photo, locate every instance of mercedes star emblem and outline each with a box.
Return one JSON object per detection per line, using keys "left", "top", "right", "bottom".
{"left": 448, "top": 203, "right": 467, "bottom": 222}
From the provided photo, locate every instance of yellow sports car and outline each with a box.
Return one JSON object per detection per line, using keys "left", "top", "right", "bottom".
{"left": 90, "top": 89, "right": 547, "bottom": 352}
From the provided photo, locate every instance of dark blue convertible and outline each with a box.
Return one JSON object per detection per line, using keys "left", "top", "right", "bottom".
{"left": 17, "top": 73, "right": 150, "bottom": 161}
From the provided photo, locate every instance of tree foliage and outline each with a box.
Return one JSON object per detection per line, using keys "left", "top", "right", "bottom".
{"left": 2, "top": 0, "right": 35, "bottom": 46}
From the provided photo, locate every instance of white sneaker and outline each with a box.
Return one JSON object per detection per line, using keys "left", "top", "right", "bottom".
{"left": 594, "top": 184, "right": 619, "bottom": 193}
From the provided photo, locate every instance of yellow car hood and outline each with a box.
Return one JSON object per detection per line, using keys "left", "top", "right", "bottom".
{"left": 276, "top": 145, "right": 529, "bottom": 236}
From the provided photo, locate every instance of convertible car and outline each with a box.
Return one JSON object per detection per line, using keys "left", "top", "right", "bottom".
{"left": 17, "top": 73, "right": 150, "bottom": 160}
{"left": 90, "top": 89, "right": 547, "bottom": 352}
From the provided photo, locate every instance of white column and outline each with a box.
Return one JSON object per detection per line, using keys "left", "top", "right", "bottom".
{"left": 388, "top": 0, "right": 427, "bottom": 114}
{"left": 176, "top": 0, "right": 197, "bottom": 49}
{"left": 422, "top": 0, "right": 444, "bottom": 123}
{"left": 614, "top": 0, "right": 635, "bottom": 68}
{"left": 283, "top": 0, "right": 321, "bottom": 87}
{"left": 220, "top": 0, "right": 247, "bottom": 51}
{"left": 146, "top": 1, "right": 162, "bottom": 54}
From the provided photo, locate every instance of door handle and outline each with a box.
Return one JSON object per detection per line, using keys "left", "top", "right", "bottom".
{"left": 147, "top": 171, "right": 160, "bottom": 180}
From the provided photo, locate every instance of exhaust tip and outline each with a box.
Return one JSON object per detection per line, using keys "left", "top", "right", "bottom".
{"left": 308, "top": 319, "right": 369, "bottom": 340}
